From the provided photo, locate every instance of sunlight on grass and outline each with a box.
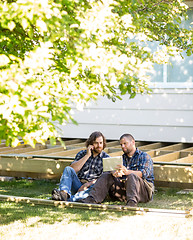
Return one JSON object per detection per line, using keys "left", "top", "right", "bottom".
{"left": 0, "top": 179, "right": 193, "bottom": 240}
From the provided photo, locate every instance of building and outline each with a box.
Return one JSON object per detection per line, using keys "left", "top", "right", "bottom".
{"left": 58, "top": 1, "right": 193, "bottom": 143}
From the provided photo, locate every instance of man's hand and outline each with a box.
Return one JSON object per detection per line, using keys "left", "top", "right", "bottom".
{"left": 71, "top": 145, "right": 94, "bottom": 173}
{"left": 112, "top": 165, "right": 128, "bottom": 178}
{"left": 86, "top": 145, "right": 94, "bottom": 157}
{"left": 77, "top": 180, "right": 96, "bottom": 192}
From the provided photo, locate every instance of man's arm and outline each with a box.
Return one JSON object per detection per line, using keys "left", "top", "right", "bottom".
{"left": 70, "top": 145, "right": 93, "bottom": 173}
{"left": 113, "top": 152, "right": 152, "bottom": 179}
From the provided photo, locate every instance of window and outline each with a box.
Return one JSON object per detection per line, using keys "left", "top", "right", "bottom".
{"left": 150, "top": 9, "right": 193, "bottom": 87}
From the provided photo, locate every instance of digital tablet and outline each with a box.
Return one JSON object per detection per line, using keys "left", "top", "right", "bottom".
{"left": 103, "top": 156, "right": 123, "bottom": 172}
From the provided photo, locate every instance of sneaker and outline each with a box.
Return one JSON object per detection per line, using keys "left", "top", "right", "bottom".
{"left": 78, "top": 196, "right": 97, "bottom": 204}
{"left": 52, "top": 188, "right": 61, "bottom": 201}
{"left": 52, "top": 189, "right": 68, "bottom": 201}
{"left": 126, "top": 200, "right": 137, "bottom": 207}
{"left": 60, "top": 190, "right": 69, "bottom": 201}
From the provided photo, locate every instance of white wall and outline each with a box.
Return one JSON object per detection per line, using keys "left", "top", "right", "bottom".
{"left": 57, "top": 88, "right": 193, "bottom": 143}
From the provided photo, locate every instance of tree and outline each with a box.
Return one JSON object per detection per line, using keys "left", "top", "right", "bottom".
{"left": 0, "top": 0, "right": 192, "bottom": 147}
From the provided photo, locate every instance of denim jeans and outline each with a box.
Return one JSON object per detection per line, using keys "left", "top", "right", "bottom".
{"left": 59, "top": 166, "right": 93, "bottom": 202}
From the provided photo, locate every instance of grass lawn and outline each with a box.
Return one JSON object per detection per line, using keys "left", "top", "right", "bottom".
{"left": 0, "top": 178, "right": 193, "bottom": 240}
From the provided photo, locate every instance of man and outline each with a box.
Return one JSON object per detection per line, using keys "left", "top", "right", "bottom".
{"left": 52, "top": 131, "right": 109, "bottom": 202}
{"left": 80, "top": 133, "right": 154, "bottom": 207}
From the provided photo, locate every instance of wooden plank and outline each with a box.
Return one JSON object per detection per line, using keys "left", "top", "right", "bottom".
{"left": 145, "top": 150, "right": 174, "bottom": 158}
{"left": 62, "top": 139, "right": 85, "bottom": 145}
{"left": 181, "top": 146, "right": 193, "bottom": 152}
{"left": 153, "top": 151, "right": 193, "bottom": 162}
{"left": 0, "top": 139, "right": 193, "bottom": 187}
{"left": 23, "top": 139, "right": 85, "bottom": 155}
{"left": 106, "top": 141, "right": 120, "bottom": 147}
{"left": 135, "top": 141, "right": 153, "bottom": 147}
{"left": 107, "top": 147, "right": 122, "bottom": 153}
{"left": 153, "top": 152, "right": 181, "bottom": 162}
{"left": 46, "top": 138, "right": 84, "bottom": 146}
{"left": 0, "top": 155, "right": 70, "bottom": 178}
{"left": 0, "top": 144, "right": 31, "bottom": 153}
{"left": 45, "top": 148, "right": 86, "bottom": 157}
{"left": 65, "top": 142, "right": 86, "bottom": 150}
{"left": 0, "top": 170, "right": 61, "bottom": 179}
{"left": 171, "top": 155, "right": 193, "bottom": 164}
{"left": 156, "top": 143, "right": 192, "bottom": 152}
{"left": 154, "top": 165, "right": 193, "bottom": 184}
{"left": 180, "top": 151, "right": 193, "bottom": 159}
{"left": 0, "top": 194, "right": 191, "bottom": 217}
{"left": 0, "top": 155, "right": 193, "bottom": 187}
{"left": 109, "top": 151, "right": 123, "bottom": 157}
{"left": 23, "top": 146, "right": 65, "bottom": 155}
{"left": 65, "top": 140, "right": 120, "bottom": 151}
{"left": 0, "top": 145, "right": 46, "bottom": 154}
{"left": 139, "top": 142, "right": 164, "bottom": 150}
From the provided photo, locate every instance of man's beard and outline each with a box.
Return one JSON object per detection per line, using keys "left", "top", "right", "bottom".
{"left": 123, "top": 148, "right": 131, "bottom": 155}
{"left": 93, "top": 147, "right": 103, "bottom": 154}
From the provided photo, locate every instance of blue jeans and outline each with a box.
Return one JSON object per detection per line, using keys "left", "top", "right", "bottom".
{"left": 59, "top": 166, "right": 93, "bottom": 202}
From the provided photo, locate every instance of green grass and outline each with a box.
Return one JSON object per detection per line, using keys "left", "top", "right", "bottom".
{"left": 0, "top": 179, "right": 193, "bottom": 240}
{"left": 0, "top": 179, "right": 133, "bottom": 226}
{"left": 0, "top": 178, "right": 192, "bottom": 226}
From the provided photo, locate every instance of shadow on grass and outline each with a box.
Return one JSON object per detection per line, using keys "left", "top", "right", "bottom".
{"left": 0, "top": 179, "right": 135, "bottom": 226}
{"left": 0, "top": 179, "right": 192, "bottom": 226}
{"left": 0, "top": 201, "right": 135, "bottom": 226}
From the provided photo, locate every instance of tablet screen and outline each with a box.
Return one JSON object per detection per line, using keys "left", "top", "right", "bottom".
{"left": 103, "top": 156, "right": 123, "bottom": 172}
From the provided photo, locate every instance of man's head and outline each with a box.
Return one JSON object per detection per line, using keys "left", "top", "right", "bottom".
{"left": 86, "top": 131, "right": 106, "bottom": 153}
{"left": 119, "top": 134, "right": 136, "bottom": 156}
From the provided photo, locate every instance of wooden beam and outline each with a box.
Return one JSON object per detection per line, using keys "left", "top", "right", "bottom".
{"left": 106, "top": 141, "right": 120, "bottom": 147}
{"left": 171, "top": 155, "right": 193, "bottom": 164}
{"left": 181, "top": 146, "right": 193, "bottom": 152}
{"left": 157, "top": 143, "right": 192, "bottom": 152}
{"left": 153, "top": 152, "right": 181, "bottom": 162}
{"left": 24, "top": 139, "right": 85, "bottom": 155}
{"left": 65, "top": 142, "right": 85, "bottom": 150}
{"left": 61, "top": 139, "right": 85, "bottom": 145}
{"left": 139, "top": 142, "right": 167, "bottom": 150}
{"left": 0, "top": 144, "right": 46, "bottom": 154}
{"left": 0, "top": 154, "right": 193, "bottom": 187}
{"left": 154, "top": 165, "right": 193, "bottom": 184}
{"left": 0, "top": 155, "right": 71, "bottom": 179}
{"left": 45, "top": 148, "right": 86, "bottom": 157}
{"left": 0, "top": 143, "right": 31, "bottom": 153}
{"left": 0, "top": 194, "right": 192, "bottom": 217}
{"left": 109, "top": 151, "right": 123, "bottom": 157}
{"left": 23, "top": 146, "right": 65, "bottom": 155}
{"left": 135, "top": 141, "right": 152, "bottom": 147}
{"left": 0, "top": 170, "right": 61, "bottom": 179}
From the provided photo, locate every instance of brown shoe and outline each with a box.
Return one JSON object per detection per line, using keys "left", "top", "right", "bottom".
{"left": 60, "top": 190, "right": 69, "bottom": 201}
{"left": 52, "top": 188, "right": 68, "bottom": 201}
{"left": 52, "top": 188, "right": 61, "bottom": 200}
{"left": 126, "top": 200, "right": 137, "bottom": 207}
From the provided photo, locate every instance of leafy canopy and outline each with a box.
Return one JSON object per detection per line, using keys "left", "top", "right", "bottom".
{"left": 0, "top": 0, "right": 192, "bottom": 146}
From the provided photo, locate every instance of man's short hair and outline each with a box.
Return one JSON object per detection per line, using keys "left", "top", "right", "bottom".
{"left": 86, "top": 131, "right": 106, "bottom": 149}
{"left": 120, "top": 133, "right": 135, "bottom": 141}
